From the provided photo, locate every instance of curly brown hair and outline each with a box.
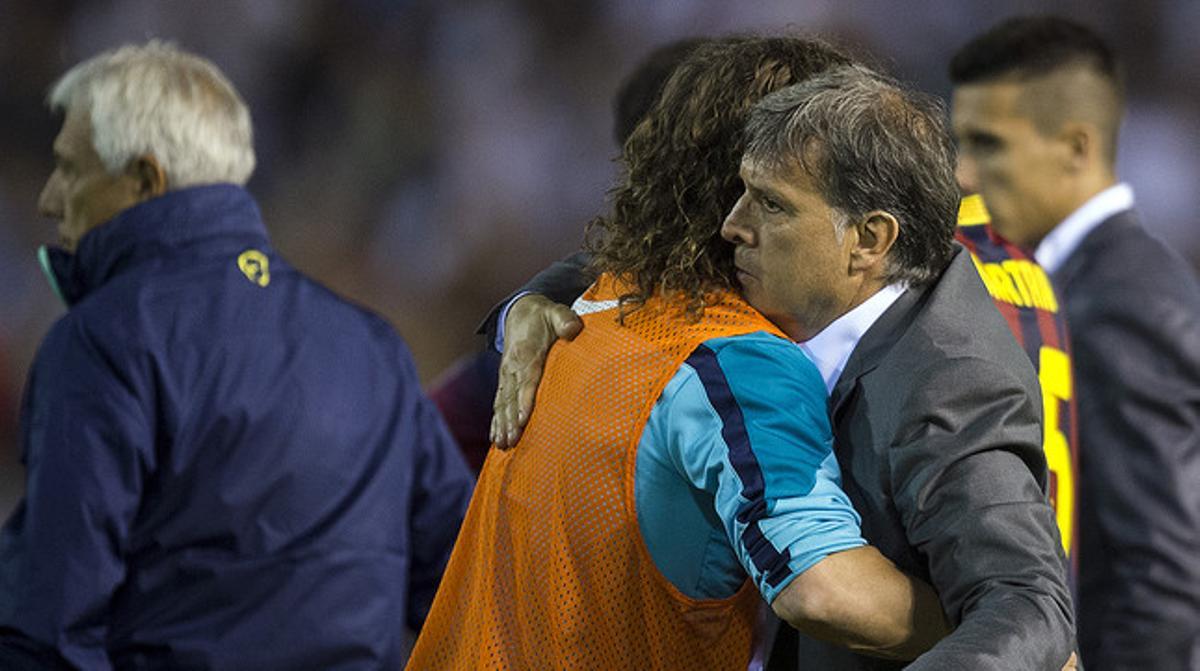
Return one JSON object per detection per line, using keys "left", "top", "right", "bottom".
{"left": 585, "top": 36, "right": 852, "bottom": 320}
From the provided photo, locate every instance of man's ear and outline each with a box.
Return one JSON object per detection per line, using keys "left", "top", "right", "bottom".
{"left": 125, "top": 154, "right": 168, "bottom": 200}
{"left": 849, "top": 210, "right": 899, "bottom": 275}
{"left": 1058, "top": 121, "right": 1096, "bottom": 173}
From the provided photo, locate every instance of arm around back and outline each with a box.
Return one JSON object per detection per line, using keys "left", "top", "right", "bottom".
{"left": 771, "top": 545, "right": 948, "bottom": 660}
{"left": 477, "top": 251, "right": 594, "bottom": 345}
{"left": 490, "top": 294, "right": 583, "bottom": 448}
{"left": 481, "top": 251, "right": 593, "bottom": 447}
{"left": 667, "top": 334, "right": 949, "bottom": 661}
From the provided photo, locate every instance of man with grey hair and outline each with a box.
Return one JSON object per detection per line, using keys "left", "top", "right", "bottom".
{"left": 723, "top": 65, "right": 1075, "bottom": 669}
{"left": 493, "top": 62, "right": 1076, "bottom": 669}
{"left": 0, "top": 41, "right": 473, "bottom": 669}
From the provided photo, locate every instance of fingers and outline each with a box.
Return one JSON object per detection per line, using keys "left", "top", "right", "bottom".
{"left": 489, "top": 295, "right": 582, "bottom": 449}
{"left": 491, "top": 361, "right": 523, "bottom": 448}
{"left": 514, "top": 355, "right": 541, "bottom": 427}
{"left": 490, "top": 389, "right": 510, "bottom": 449}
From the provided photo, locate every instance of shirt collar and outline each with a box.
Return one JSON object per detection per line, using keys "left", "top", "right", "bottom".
{"left": 1034, "top": 182, "right": 1135, "bottom": 273}
{"left": 799, "top": 283, "right": 906, "bottom": 393}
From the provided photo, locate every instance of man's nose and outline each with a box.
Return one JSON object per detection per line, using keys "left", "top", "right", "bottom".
{"left": 38, "top": 174, "right": 62, "bottom": 219}
{"left": 955, "top": 155, "right": 979, "bottom": 195}
{"left": 721, "top": 194, "right": 753, "bottom": 245}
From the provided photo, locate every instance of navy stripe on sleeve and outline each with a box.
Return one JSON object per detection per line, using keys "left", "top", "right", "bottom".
{"left": 684, "top": 345, "right": 793, "bottom": 588}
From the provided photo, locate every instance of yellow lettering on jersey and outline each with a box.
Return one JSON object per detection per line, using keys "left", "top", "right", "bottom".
{"left": 237, "top": 249, "right": 271, "bottom": 287}
{"left": 1032, "top": 263, "right": 1059, "bottom": 312}
{"left": 972, "top": 248, "right": 1074, "bottom": 553}
{"left": 1040, "top": 345, "right": 1074, "bottom": 556}
{"left": 1002, "top": 260, "right": 1034, "bottom": 306}
{"left": 957, "top": 194, "right": 991, "bottom": 226}
{"left": 1020, "top": 264, "right": 1043, "bottom": 309}
{"left": 970, "top": 257, "right": 1058, "bottom": 313}
{"left": 985, "top": 263, "right": 1020, "bottom": 305}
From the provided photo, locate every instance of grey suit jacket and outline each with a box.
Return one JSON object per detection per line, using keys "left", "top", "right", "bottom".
{"left": 774, "top": 246, "right": 1075, "bottom": 670}
{"left": 493, "top": 247, "right": 1076, "bottom": 668}
{"left": 1054, "top": 210, "right": 1200, "bottom": 670}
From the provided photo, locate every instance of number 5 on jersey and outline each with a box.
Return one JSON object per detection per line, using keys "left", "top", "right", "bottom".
{"left": 1040, "top": 345, "right": 1074, "bottom": 556}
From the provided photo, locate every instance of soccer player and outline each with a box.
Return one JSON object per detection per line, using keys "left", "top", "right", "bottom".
{"left": 407, "top": 39, "right": 950, "bottom": 670}
{"left": 487, "top": 41, "right": 1076, "bottom": 671}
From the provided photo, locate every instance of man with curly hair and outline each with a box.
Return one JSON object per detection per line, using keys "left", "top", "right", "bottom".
{"left": 483, "top": 36, "right": 1077, "bottom": 670}
{"left": 407, "top": 38, "right": 950, "bottom": 670}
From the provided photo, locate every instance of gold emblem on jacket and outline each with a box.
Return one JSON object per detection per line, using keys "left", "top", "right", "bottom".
{"left": 237, "top": 249, "right": 270, "bottom": 287}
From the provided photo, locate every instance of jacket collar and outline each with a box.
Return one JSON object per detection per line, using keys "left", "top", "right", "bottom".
{"left": 39, "top": 184, "right": 268, "bottom": 307}
{"left": 799, "top": 283, "right": 906, "bottom": 394}
{"left": 1034, "top": 182, "right": 1134, "bottom": 274}
{"left": 1050, "top": 209, "right": 1140, "bottom": 291}
{"left": 828, "top": 246, "right": 965, "bottom": 416}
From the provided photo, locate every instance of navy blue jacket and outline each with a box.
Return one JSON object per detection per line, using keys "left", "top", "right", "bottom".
{"left": 0, "top": 185, "right": 473, "bottom": 670}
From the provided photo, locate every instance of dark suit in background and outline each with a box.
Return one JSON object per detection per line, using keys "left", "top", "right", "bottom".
{"left": 1053, "top": 210, "right": 1200, "bottom": 669}
{"left": 491, "top": 246, "right": 1075, "bottom": 669}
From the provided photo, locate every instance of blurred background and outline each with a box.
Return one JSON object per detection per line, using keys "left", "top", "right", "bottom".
{"left": 1, "top": 0, "right": 1198, "bottom": 517}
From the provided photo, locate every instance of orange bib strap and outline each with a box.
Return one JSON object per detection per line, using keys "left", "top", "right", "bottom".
{"left": 409, "top": 275, "right": 784, "bottom": 670}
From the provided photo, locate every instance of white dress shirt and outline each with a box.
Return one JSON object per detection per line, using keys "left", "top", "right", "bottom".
{"left": 502, "top": 282, "right": 907, "bottom": 398}
{"left": 1035, "top": 183, "right": 1135, "bottom": 274}
{"left": 799, "top": 284, "right": 907, "bottom": 393}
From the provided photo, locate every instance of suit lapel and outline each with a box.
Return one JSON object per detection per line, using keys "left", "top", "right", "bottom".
{"left": 829, "top": 284, "right": 925, "bottom": 418}
{"left": 829, "top": 246, "right": 974, "bottom": 419}
{"left": 1051, "top": 210, "right": 1138, "bottom": 291}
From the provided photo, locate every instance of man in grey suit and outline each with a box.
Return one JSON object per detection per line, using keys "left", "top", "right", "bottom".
{"left": 950, "top": 16, "right": 1200, "bottom": 670}
{"left": 489, "top": 54, "right": 1076, "bottom": 669}
{"left": 725, "top": 66, "right": 1073, "bottom": 671}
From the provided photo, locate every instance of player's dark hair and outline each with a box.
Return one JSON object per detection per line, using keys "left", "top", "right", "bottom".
{"left": 586, "top": 36, "right": 853, "bottom": 320}
{"left": 948, "top": 15, "right": 1120, "bottom": 87}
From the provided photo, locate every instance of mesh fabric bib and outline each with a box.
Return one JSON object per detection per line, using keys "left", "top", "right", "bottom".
{"left": 408, "top": 275, "right": 787, "bottom": 670}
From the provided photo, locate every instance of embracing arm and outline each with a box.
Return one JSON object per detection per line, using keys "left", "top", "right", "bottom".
{"left": 664, "top": 335, "right": 948, "bottom": 660}
{"left": 773, "top": 545, "right": 948, "bottom": 660}
{"left": 483, "top": 252, "right": 592, "bottom": 447}
{"left": 476, "top": 251, "right": 593, "bottom": 346}
{"left": 894, "top": 358, "right": 1075, "bottom": 670}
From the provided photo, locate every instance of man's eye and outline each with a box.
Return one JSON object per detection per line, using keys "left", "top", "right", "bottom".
{"left": 759, "top": 195, "right": 782, "bottom": 213}
{"left": 966, "top": 133, "right": 1002, "bottom": 155}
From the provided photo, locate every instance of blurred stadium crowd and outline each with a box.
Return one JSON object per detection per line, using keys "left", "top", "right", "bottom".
{"left": 1, "top": 0, "right": 1198, "bottom": 517}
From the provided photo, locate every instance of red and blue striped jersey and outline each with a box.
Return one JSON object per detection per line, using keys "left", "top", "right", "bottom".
{"left": 957, "top": 195, "right": 1079, "bottom": 566}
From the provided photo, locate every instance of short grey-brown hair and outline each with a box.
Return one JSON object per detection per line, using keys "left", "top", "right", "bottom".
{"left": 49, "top": 40, "right": 255, "bottom": 188}
{"left": 744, "top": 65, "right": 959, "bottom": 286}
